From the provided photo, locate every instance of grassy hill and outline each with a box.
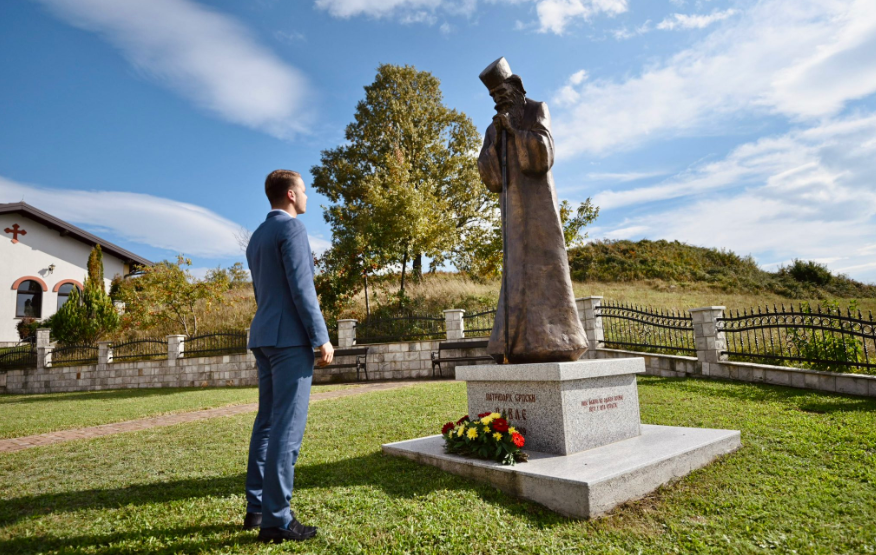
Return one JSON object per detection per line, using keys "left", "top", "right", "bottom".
{"left": 568, "top": 239, "right": 876, "bottom": 299}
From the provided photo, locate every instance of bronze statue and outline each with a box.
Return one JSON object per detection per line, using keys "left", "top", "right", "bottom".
{"left": 478, "top": 57, "right": 588, "bottom": 364}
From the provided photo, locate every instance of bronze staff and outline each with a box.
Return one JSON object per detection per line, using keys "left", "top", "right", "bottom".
{"left": 501, "top": 126, "right": 509, "bottom": 364}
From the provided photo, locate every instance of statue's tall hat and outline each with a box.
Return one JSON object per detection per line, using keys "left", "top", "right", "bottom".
{"left": 479, "top": 57, "right": 513, "bottom": 93}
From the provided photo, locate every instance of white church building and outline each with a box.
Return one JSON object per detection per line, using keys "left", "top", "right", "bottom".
{"left": 1, "top": 202, "right": 152, "bottom": 344}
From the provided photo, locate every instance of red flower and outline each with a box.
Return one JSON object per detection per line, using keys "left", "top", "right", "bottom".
{"left": 477, "top": 412, "right": 491, "bottom": 418}
{"left": 492, "top": 418, "right": 509, "bottom": 433}
{"left": 456, "top": 415, "right": 469, "bottom": 425}
{"left": 441, "top": 422, "right": 455, "bottom": 435}
{"left": 512, "top": 432, "right": 525, "bottom": 448}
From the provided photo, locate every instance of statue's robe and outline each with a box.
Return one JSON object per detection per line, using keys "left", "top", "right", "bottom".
{"left": 478, "top": 98, "right": 588, "bottom": 363}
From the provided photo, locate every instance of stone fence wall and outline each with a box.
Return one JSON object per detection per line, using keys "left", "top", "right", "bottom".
{"left": 590, "top": 348, "right": 876, "bottom": 398}
{"left": 1, "top": 331, "right": 491, "bottom": 395}
{"left": 2, "top": 297, "right": 873, "bottom": 397}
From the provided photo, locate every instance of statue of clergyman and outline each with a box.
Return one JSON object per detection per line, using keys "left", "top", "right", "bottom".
{"left": 478, "top": 57, "right": 588, "bottom": 364}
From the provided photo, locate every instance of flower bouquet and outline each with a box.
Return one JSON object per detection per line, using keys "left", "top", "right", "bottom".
{"left": 441, "top": 412, "right": 528, "bottom": 466}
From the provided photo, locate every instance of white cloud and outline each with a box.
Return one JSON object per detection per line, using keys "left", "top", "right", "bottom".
{"left": 593, "top": 113, "right": 876, "bottom": 283}
{"left": 0, "top": 177, "right": 329, "bottom": 258}
{"left": 656, "top": 9, "right": 736, "bottom": 31}
{"left": 314, "top": 0, "right": 476, "bottom": 20}
{"left": 274, "top": 30, "right": 307, "bottom": 42}
{"left": 308, "top": 235, "right": 332, "bottom": 253}
{"left": 315, "top": 0, "right": 624, "bottom": 33}
{"left": 583, "top": 170, "right": 667, "bottom": 183}
{"left": 553, "top": 69, "right": 588, "bottom": 106}
{"left": 610, "top": 20, "right": 650, "bottom": 40}
{"left": 534, "top": 0, "right": 627, "bottom": 34}
{"left": 569, "top": 69, "right": 588, "bottom": 85}
{"left": 36, "top": 0, "right": 311, "bottom": 139}
{"left": 552, "top": 0, "right": 876, "bottom": 157}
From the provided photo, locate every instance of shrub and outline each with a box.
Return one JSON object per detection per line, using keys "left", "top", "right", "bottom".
{"left": 16, "top": 318, "right": 39, "bottom": 342}
{"left": 784, "top": 259, "right": 833, "bottom": 286}
{"left": 51, "top": 285, "right": 119, "bottom": 345}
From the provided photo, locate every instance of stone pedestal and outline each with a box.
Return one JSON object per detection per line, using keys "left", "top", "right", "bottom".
{"left": 383, "top": 356, "right": 742, "bottom": 519}
{"left": 457, "top": 359, "right": 644, "bottom": 455}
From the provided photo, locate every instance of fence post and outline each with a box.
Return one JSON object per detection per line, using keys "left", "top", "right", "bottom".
{"left": 338, "top": 319, "right": 357, "bottom": 348}
{"left": 36, "top": 328, "right": 51, "bottom": 349}
{"left": 98, "top": 341, "right": 112, "bottom": 370}
{"left": 37, "top": 346, "right": 52, "bottom": 369}
{"left": 245, "top": 328, "right": 255, "bottom": 363}
{"left": 689, "top": 306, "right": 728, "bottom": 375}
{"left": 36, "top": 328, "right": 52, "bottom": 370}
{"left": 444, "top": 309, "right": 465, "bottom": 341}
{"left": 167, "top": 335, "right": 185, "bottom": 367}
{"left": 576, "top": 297, "right": 605, "bottom": 350}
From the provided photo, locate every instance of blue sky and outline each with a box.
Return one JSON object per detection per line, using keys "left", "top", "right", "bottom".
{"left": 1, "top": 0, "right": 875, "bottom": 283}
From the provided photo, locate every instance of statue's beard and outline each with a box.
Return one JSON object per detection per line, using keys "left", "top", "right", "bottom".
{"left": 495, "top": 92, "right": 525, "bottom": 128}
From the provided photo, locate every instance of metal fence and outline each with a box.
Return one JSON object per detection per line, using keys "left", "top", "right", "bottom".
{"left": 463, "top": 309, "right": 496, "bottom": 337}
{"left": 0, "top": 342, "right": 37, "bottom": 371}
{"left": 719, "top": 304, "right": 876, "bottom": 373}
{"left": 182, "top": 332, "right": 248, "bottom": 357}
{"left": 51, "top": 344, "right": 99, "bottom": 367}
{"left": 356, "top": 311, "right": 446, "bottom": 344}
{"left": 597, "top": 301, "right": 696, "bottom": 356}
{"left": 113, "top": 338, "right": 167, "bottom": 362}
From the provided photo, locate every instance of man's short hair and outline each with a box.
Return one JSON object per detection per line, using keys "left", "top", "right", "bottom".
{"left": 265, "top": 170, "right": 302, "bottom": 206}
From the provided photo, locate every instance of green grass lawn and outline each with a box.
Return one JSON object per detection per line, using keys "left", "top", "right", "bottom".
{"left": 0, "top": 384, "right": 355, "bottom": 439}
{"left": 0, "top": 378, "right": 874, "bottom": 554}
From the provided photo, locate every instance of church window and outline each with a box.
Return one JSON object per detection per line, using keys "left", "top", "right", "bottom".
{"left": 16, "top": 280, "right": 43, "bottom": 318}
{"left": 57, "top": 283, "right": 81, "bottom": 311}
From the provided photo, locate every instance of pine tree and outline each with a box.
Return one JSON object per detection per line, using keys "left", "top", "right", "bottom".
{"left": 51, "top": 244, "right": 119, "bottom": 344}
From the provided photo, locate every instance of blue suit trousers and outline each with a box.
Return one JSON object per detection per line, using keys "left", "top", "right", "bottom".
{"left": 245, "top": 345, "right": 314, "bottom": 529}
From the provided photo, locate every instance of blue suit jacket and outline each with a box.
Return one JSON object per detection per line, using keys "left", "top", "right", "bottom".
{"left": 246, "top": 210, "right": 330, "bottom": 349}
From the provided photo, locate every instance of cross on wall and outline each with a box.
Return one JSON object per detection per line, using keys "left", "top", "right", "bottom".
{"left": 4, "top": 223, "right": 26, "bottom": 243}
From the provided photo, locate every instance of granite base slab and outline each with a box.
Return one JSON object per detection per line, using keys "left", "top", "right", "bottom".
{"left": 382, "top": 424, "right": 741, "bottom": 519}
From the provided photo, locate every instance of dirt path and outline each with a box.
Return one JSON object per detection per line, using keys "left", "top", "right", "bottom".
{"left": 0, "top": 381, "right": 425, "bottom": 454}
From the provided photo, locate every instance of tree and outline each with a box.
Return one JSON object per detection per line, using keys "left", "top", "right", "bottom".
{"left": 114, "top": 255, "right": 227, "bottom": 337}
{"left": 51, "top": 244, "right": 120, "bottom": 344}
{"left": 560, "top": 199, "right": 600, "bottom": 248}
{"left": 205, "top": 262, "right": 250, "bottom": 289}
{"left": 454, "top": 199, "right": 599, "bottom": 281}
{"left": 452, "top": 206, "right": 503, "bottom": 280}
{"left": 311, "top": 64, "right": 495, "bottom": 302}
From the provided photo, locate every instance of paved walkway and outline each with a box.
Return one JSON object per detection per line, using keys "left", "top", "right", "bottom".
{"left": 0, "top": 381, "right": 424, "bottom": 454}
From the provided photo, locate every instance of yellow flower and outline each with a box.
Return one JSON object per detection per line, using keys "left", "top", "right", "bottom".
{"left": 489, "top": 412, "right": 500, "bottom": 419}
{"left": 508, "top": 427, "right": 518, "bottom": 434}
{"left": 457, "top": 426, "right": 465, "bottom": 437}
{"left": 493, "top": 432, "right": 503, "bottom": 441}
{"left": 480, "top": 416, "right": 493, "bottom": 425}
{"left": 467, "top": 428, "right": 478, "bottom": 439}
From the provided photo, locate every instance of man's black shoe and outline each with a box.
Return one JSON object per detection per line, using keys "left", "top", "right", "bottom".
{"left": 242, "top": 512, "right": 262, "bottom": 530}
{"left": 256, "top": 519, "right": 318, "bottom": 543}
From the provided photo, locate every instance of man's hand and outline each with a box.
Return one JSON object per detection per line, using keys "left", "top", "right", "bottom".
{"left": 493, "top": 112, "right": 515, "bottom": 136}
{"left": 317, "top": 341, "right": 334, "bottom": 367}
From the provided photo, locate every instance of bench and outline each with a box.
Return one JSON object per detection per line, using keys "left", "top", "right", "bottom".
{"left": 431, "top": 340, "right": 495, "bottom": 377}
{"left": 314, "top": 347, "right": 369, "bottom": 381}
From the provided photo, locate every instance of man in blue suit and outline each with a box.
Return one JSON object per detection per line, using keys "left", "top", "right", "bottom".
{"left": 244, "top": 169, "right": 334, "bottom": 544}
